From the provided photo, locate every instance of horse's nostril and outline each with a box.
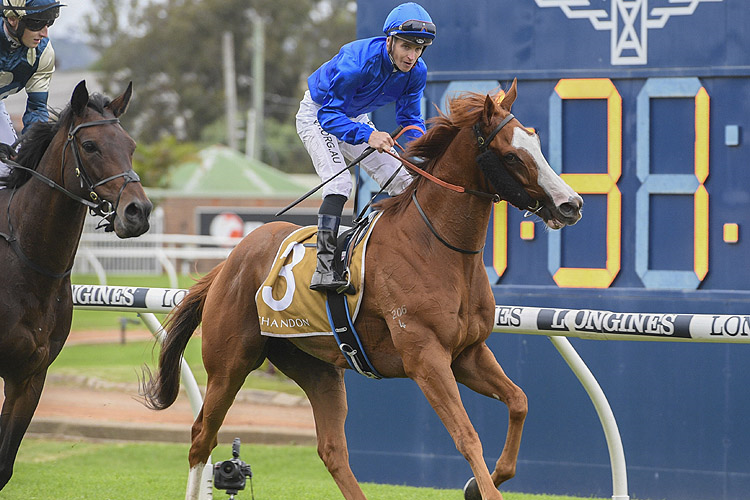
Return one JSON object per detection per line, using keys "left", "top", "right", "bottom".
{"left": 125, "top": 200, "right": 152, "bottom": 220}
{"left": 559, "top": 201, "right": 579, "bottom": 218}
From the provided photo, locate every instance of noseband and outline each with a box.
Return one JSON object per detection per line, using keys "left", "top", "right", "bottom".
{"left": 0, "top": 115, "right": 142, "bottom": 278}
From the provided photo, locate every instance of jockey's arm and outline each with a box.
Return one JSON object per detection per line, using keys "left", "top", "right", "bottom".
{"left": 23, "top": 42, "right": 55, "bottom": 132}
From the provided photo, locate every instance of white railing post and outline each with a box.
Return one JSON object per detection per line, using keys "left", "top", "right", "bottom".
{"left": 138, "top": 312, "right": 213, "bottom": 500}
{"left": 547, "top": 336, "right": 629, "bottom": 500}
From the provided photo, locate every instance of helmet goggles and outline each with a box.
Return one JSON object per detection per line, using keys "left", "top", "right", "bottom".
{"left": 22, "top": 10, "right": 57, "bottom": 30}
{"left": 388, "top": 19, "right": 435, "bottom": 47}
{"left": 393, "top": 19, "right": 435, "bottom": 36}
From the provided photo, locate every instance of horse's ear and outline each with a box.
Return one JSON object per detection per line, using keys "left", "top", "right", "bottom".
{"left": 108, "top": 82, "right": 133, "bottom": 118}
{"left": 500, "top": 78, "right": 518, "bottom": 112}
{"left": 71, "top": 80, "right": 89, "bottom": 117}
{"left": 482, "top": 94, "right": 497, "bottom": 127}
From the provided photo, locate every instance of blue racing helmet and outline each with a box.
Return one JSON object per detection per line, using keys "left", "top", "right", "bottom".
{"left": 383, "top": 2, "right": 436, "bottom": 46}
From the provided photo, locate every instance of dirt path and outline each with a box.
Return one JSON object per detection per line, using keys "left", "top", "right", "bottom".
{"left": 10, "top": 330, "right": 317, "bottom": 445}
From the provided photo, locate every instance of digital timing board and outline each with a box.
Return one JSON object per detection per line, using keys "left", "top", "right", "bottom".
{"left": 359, "top": 0, "right": 750, "bottom": 314}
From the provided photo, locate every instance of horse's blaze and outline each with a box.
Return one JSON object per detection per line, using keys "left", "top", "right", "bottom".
{"left": 511, "top": 127, "right": 583, "bottom": 227}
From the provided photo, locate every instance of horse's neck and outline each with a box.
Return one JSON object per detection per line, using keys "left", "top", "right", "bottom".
{"left": 8, "top": 157, "right": 88, "bottom": 274}
{"left": 412, "top": 132, "right": 493, "bottom": 253}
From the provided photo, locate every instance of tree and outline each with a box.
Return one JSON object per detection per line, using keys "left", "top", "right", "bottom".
{"left": 88, "top": 0, "right": 356, "bottom": 155}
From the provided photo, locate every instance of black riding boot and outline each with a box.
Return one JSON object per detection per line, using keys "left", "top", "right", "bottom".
{"left": 310, "top": 214, "right": 349, "bottom": 292}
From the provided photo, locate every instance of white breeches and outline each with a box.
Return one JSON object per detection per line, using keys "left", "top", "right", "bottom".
{"left": 295, "top": 90, "right": 413, "bottom": 200}
{"left": 0, "top": 100, "right": 18, "bottom": 187}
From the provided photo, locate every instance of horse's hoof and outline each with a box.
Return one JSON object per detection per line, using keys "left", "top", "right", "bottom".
{"left": 463, "top": 477, "right": 481, "bottom": 500}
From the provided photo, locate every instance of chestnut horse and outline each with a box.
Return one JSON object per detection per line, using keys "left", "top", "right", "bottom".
{"left": 144, "top": 80, "right": 582, "bottom": 500}
{"left": 0, "top": 81, "right": 152, "bottom": 490}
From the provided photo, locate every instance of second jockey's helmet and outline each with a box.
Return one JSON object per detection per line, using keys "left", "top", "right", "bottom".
{"left": 2, "top": 0, "right": 62, "bottom": 22}
{"left": 383, "top": 2, "right": 436, "bottom": 47}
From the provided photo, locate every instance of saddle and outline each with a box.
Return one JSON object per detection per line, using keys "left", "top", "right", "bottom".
{"left": 255, "top": 212, "right": 383, "bottom": 378}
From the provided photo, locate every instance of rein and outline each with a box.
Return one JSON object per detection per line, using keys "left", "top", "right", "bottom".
{"left": 0, "top": 116, "right": 141, "bottom": 278}
{"left": 383, "top": 127, "right": 500, "bottom": 203}
{"left": 411, "top": 190, "right": 482, "bottom": 254}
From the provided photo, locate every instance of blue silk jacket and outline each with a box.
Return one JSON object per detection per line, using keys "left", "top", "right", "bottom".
{"left": 0, "top": 20, "right": 54, "bottom": 131}
{"left": 307, "top": 36, "right": 426, "bottom": 145}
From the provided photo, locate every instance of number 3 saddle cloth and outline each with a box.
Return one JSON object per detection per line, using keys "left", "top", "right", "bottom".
{"left": 255, "top": 212, "right": 382, "bottom": 337}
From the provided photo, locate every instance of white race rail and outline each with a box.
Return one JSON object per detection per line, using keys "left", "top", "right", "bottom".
{"left": 493, "top": 305, "right": 750, "bottom": 500}
{"left": 72, "top": 284, "right": 213, "bottom": 500}
{"left": 72, "top": 285, "right": 750, "bottom": 500}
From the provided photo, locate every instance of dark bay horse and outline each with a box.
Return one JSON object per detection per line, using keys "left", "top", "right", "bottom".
{"left": 144, "top": 79, "right": 582, "bottom": 500}
{"left": 0, "top": 81, "right": 152, "bottom": 490}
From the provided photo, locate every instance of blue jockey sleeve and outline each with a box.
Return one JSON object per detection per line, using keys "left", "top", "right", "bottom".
{"left": 315, "top": 52, "right": 376, "bottom": 145}
{"left": 23, "top": 91, "right": 49, "bottom": 132}
{"left": 309, "top": 37, "right": 428, "bottom": 146}
{"left": 395, "top": 73, "right": 426, "bottom": 143}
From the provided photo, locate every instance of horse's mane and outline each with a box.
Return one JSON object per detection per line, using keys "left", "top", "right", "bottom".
{"left": 376, "top": 91, "right": 500, "bottom": 215}
{"left": 0, "top": 93, "right": 113, "bottom": 189}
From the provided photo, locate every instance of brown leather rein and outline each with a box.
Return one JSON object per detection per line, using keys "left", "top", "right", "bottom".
{"left": 385, "top": 125, "right": 500, "bottom": 202}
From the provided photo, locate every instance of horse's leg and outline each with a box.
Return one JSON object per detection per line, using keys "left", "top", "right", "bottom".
{"left": 185, "top": 320, "right": 266, "bottom": 500}
{"left": 452, "top": 342, "right": 528, "bottom": 497}
{"left": 267, "top": 340, "right": 367, "bottom": 500}
{"left": 0, "top": 372, "right": 46, "bottom": 490}
{"left": 184, "top": 405, "right": 209, "bottom": 500}
{"left": 401, "top": 345, "right": 503, "bottom": 500}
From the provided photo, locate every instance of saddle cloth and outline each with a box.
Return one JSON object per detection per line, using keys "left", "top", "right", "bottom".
{"left": 255, "top": 212, "right": 382, "bottom": 337}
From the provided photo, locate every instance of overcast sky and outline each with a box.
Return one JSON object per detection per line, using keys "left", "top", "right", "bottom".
{"left": 55, "top": 1, "right": 95, "bottom": 37}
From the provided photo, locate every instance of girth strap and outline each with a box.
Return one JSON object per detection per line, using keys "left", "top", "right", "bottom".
{"left": 326, "top": 290, "right": 382, "bottom": 379}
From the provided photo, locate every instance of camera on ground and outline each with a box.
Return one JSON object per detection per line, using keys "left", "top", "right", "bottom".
{"left": 214, "top": 438, "right": 253, "bottom": 498}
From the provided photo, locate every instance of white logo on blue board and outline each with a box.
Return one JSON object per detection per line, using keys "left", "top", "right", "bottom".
{"left": 535, "top": 0, "right": 723, "bottom": 65}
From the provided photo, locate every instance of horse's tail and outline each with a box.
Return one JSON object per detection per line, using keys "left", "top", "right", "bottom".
{"left": 141, "top": 262, "right": 224, "bottom": 410}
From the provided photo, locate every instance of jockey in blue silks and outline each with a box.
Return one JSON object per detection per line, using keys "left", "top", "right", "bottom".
{"left": 0, "top": 0, "right": 62, "bottom": 186}
{"left": 296, "top": 2, "right": 436, "bottom": 293}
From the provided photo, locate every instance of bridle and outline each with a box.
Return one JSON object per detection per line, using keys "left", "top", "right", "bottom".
{"left": 385, "top": 113, "right": 541, "bottom": 254}
{"left": 10, "top": 117, "right": 142, "bottom": 220}
{"left": 473, "top": 112, "right": 515, "bottom": 153}
{"left": 472, "top": 113, "right": 542, "bottom": 215}
{"left": 0, "top": 115, "right": 142, "bottom": 278}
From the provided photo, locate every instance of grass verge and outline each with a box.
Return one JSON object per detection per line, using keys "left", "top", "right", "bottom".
{"left": 49, "top": 339, "right": 304, "bottom": 396}
{"left": 3, "top": 439, "right": 605, "bottom": 500}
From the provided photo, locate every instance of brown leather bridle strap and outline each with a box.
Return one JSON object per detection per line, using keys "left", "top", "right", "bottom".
{"left": 385, "top": 125, "right": 499, "bottom": 201}
{"left": 384, "top": 148, "right": 466, "bottom": 193}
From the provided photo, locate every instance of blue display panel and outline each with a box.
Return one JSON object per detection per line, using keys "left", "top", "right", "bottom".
{"left": 358, "top": 0, "right": 750, "bottom": 308}
{"left": 352, "top": 2, "right": 750, "bottom": 500}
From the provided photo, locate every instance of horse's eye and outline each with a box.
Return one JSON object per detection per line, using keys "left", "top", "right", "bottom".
{"left": 504, "top": 153, "right": 519, "bottom": 163}
{"left": 81, "top": 141, "right": 98, "bottom": 154}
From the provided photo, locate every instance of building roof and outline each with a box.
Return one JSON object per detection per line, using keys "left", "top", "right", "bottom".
{"left": 160, "top": 144, "right": 317, "bottom": 198}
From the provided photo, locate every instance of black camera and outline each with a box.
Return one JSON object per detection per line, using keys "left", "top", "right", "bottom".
{"left": 213, "top": 438, "right": 253, "bottom": 497}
